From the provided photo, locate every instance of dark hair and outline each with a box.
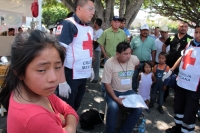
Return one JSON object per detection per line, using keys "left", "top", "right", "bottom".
{"left": 116, "top": 42, "right": 131, "bottom": 53}
{"left": 75, "top": 0, "right": 94, "bottom": 9}
{"left": 158, "top": 52, "right": 167, "bottom": 58}
{"left": 18, "top": 27, "right": 22, "bottom": 31}
{"left": 67, "top": 12, "right": 74, "bottom": 18}
{"left": 0, "top": 30, "right": 66, "bottom": 110}
{"left": 49, "top": 28, "right": 53, "bottom": 31}
{"left": 195, "top": 22, "right": 200, "bottom": 29}
{"left": 95, "top": 18, "right": 102, "bottom": 27}
{"left": 141, "top": 61, "right": 152, "bottom": 73}
{"left": 120, "top": 18, "right": 126, "bottom": 23}
{"left": 8, "top": 28, "right": 15, "bottom": 32}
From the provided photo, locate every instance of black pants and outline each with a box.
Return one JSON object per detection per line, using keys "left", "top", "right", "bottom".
{"left": 173, "top": 85, "right": 200, "bottom": 132}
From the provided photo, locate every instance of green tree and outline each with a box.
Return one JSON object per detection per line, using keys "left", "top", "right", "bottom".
{"left": 42, "top": 0, "right": 69, "bottom": 27}
{"left": 143, "top": 0, "right": 200, "bottom": 28}
{"left": 60, "top": 0, "right": 144, "bottom": 29}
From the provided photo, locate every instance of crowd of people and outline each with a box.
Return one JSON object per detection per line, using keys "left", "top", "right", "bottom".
{"left": 0, "top": 0, "right": 200, "bottom": 133}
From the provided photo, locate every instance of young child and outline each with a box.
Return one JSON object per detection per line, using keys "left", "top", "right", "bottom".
{"left": 0, "top": 30, "right": 78, "bottom": 133}
{"left": 138, "top": 61, "right": 156, "bottom": 113}
{"left": 149, "top": 52, "right": 170, "bottom": 114}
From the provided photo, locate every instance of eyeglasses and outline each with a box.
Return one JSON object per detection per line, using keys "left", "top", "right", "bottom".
{"left": 84, "top": 6, "right": 95, "bottom": 13}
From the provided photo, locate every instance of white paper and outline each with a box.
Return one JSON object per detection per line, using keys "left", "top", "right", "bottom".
{"left": 119, "top": 94, "right": 148, "bottom": 109}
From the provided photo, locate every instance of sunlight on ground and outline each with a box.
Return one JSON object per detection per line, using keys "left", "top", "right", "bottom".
{"left": 156, "top": 121, "right": 171, "bottom": 130}
{"left": 94, "top": 96, "right": 105, "bottom": 103}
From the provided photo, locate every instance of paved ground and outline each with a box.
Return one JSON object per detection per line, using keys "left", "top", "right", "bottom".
{"left": 0, "top": 68, "right": 200, "bottom": 133}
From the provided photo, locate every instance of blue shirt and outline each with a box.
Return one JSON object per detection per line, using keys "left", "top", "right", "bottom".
{"left": 123, "top": 28, "right": 131, "bottom": 36}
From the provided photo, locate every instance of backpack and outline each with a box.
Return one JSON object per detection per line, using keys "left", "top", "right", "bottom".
{"left": 80, "top": 108, "right": 104, "bottom": 130}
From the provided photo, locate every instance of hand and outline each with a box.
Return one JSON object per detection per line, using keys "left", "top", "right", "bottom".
{"left": 162, "top": 70, "right": 172, "bottom": 82}
{"left": 90, "top": 68, "right": 95, "bottom": 82}
{"left": 59, "top": 82, "right": 71, "bottom": 98}
{"left": 150, "top": 60, "right": 155, "bottom": 67}
{"left": 115, "top": 97, "right": 125, "bottom": 106}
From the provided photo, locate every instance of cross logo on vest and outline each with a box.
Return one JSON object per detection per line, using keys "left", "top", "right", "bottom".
{"left": 56, "top": 25, "right": 63, "bottom": 35}
{"left": 83, "top": 33, "right": 93, "bottom": 57}
{"left": 182, "top": 50, "right": 196, "bottom": 70}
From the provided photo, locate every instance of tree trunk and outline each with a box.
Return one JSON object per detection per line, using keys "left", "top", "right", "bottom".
{"left": 61, "top": 0, "right": 143, "bottom": 30}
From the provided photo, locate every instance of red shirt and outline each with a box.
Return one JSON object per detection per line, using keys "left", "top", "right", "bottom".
{"left": 7, "top": 93, "right": 78, "bottom": 133}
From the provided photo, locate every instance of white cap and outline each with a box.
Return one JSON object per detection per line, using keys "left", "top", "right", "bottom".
{"left": 160, "top": 25, "right": 169, "bottom": 32}
{"left": 140, "top": 24, "right": 149, "bottom": 30}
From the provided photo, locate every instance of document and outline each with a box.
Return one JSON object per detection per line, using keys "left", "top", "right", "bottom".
{"left": 119, "top": 94, "right": 148, "bottom": 109}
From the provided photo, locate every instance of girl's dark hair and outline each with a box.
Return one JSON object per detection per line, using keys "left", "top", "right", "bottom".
{"left": 141, "top": 61, "right": 152, "bottom": 73}
{"left": 116, "top": 41, "right": 131, "bottom": 53}
{"left": 0, "top": 30, "right": 65, "bottom": 110}
{"left": 158, "top": 52, "right": 167, "bottom": 58}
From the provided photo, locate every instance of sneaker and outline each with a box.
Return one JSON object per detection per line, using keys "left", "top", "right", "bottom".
{"left": 157, "top": 105, "right": 164, "bottom": 114}
{"left": 149, "top": 102, "right": 154, "bottom": 108}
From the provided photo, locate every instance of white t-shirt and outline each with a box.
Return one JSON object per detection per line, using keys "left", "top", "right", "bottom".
{"left": 155, "top": 38, "right": 170, "bottom": 63}
{"left": 93, "top": 28, "right": 103, "bottom": 51}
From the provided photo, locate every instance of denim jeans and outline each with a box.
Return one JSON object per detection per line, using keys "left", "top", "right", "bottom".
{"left": 132, "top": 63, "right": 144, "bottom": 92}
{"left": 150, "top": 80, "right": 165, "bottom": 106}
{"left": 105, "top": 90, "right": 142, "bottom": 133}
{"left": 57, "top": 67, "right": 87, "bottom": 111}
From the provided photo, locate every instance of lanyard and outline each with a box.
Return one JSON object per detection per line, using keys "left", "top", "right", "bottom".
{"left": 117, "top": 59, "right": 128, "bottom": 77}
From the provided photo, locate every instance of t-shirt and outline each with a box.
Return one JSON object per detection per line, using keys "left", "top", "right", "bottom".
{"left": 155, "top": 38, "right": 170, "bottom": 63}
{"left": 165, "top": 33, "right": 193, "bottom": 67}
{"left": 93, "top": 28, "right": 103, "bottom": 51}
{"left": 130, "top": 36, "right": 156, "bottom": 61}
{"left": 8, "top": 93, "right": 79, "bottom": 133}
{"left": 101, "top": 55, "right": 139, "bottom": 92}
{"left": 97, "top": 27, "right": 127, "bottom": 57}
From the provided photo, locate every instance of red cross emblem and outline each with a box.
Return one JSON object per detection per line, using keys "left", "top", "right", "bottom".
{"left": 83, "top": 33, "right": 93, "bottom": 57}
{"left": 182, "top": 50, "right": 196, "bottom": 70}
{"left": 56, "top": 25, "right": 63, "bottom": 35}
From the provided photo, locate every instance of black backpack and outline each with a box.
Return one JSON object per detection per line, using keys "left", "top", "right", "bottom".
{"left": 80, "top": 108, "right": 104, "bottom": 130}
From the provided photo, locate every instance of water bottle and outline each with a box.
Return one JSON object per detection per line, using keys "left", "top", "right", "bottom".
{"left": 138, "top": 119, "right": 146, "bottom": 133}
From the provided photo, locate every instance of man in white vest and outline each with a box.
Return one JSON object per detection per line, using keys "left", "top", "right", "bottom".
{"left": 165, "top": 25, "right": 200, "bottom": 133}
{"left": 56, "top": 0, "right": 95, "bottom": 111}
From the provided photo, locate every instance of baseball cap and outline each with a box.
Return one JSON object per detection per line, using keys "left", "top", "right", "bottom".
{"left": 140, "top": 24, "right": 149, "bottom": 30}
{"left": 111, "top": 16, "right": 120, "bottom": 21}
{"left": 160, "top": 25, "right": 169, "bottom": 32}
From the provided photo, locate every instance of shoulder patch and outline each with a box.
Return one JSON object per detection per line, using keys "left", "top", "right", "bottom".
{"left": 55, "top": 25, "right": 63, "bottom": 35}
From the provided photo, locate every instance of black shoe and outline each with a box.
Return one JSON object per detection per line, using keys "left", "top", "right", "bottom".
{"left": 90, "top": 80, "right": 98, "bottom": 83}
{"left": 157, "top": 105, "right": 164, "bottom": 114}
{"left": 166, "top": 128, "right": 176, "bottom": 133}
{"left": 165, "top": 127, "right": 181, "bottom": 133}
{"left": 149, "top": 103, "right": 154, "bottom": 108}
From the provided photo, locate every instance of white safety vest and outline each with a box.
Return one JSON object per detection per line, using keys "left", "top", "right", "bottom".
{"left": 65, "top": 17, "right": 93, "bottom": 79}
{"left": 177, "top": 44, "right": 200, "bottom": 91}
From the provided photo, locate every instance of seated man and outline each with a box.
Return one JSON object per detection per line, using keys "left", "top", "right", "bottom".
{"left": 101, "top": 42, "right": 142, "bottom": 133}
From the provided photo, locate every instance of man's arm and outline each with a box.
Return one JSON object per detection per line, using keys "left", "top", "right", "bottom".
{"left": 162, "top": 44, "right": 167, "bottom": 52}
{"left": 151, "top": 50, "right": 156, "bottom": 66}
{"left": 100, "top": 45, "right": 109, "bottom": 58}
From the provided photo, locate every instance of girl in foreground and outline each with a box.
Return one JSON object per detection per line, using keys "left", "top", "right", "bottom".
{"left": 0, "top": 30, "right": 78, "bottom": 133}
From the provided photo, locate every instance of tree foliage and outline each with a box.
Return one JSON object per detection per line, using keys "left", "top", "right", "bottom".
{"left": 42, "top": 0, "right": 69, "bottom": 27}
{"left": 143, "top": 0, "right": 200, "bottom": 28}
{"left": 60, "top": 0, "right": 144, "bottom": 29}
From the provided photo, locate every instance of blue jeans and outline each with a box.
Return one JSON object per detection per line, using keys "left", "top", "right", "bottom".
{"left": 57, "top": 67, "right": 87, "bottom": 111}
{"left": 105, "top": 90, "right": 142, "bottom": 133}
{"left": 150, "top": 80, "right": 165, "bottom": 106}
{"left": 132, "top": 63, "right": 144, "bottom": 92}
